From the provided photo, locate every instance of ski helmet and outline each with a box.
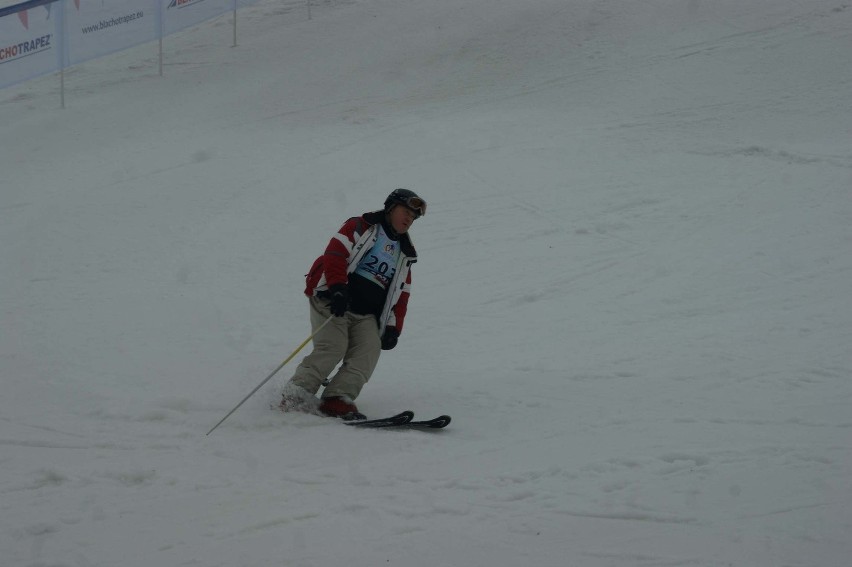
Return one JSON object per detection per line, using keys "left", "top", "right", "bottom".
{"left": 384, "top": 188, "right": 427, "bottom": 218}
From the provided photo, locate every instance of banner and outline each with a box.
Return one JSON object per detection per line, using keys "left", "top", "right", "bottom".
{"left": 64, "top": 0, "right": 157, "bottom": 65}
{"left": 0, "top": 1, "right": 61, "bottom": 90}
{"left": 164, "top": 0, "right": 234, "bottom": 36}
{"left": 0, "top": 0, "right": 260, "bottom": 91}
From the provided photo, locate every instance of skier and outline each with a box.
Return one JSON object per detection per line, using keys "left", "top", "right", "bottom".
{"left": 279, "top": 189, "right": 426, "bottom": 420}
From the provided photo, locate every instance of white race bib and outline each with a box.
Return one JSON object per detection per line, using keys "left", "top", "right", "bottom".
{"left": 353, "top": 226, "right": 399, "bottom": 290}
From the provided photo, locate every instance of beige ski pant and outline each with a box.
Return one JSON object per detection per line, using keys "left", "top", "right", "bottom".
{"left": 288, "top": 296, "right": 382, "bottom": 401}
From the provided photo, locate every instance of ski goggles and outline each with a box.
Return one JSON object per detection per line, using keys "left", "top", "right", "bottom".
{"left": 400, "top": 195, "right": 427, "bottom": 218}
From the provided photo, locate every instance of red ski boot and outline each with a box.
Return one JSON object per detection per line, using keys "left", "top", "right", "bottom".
{"left": 319, "top": 397, "right": 366, "bottom": 421}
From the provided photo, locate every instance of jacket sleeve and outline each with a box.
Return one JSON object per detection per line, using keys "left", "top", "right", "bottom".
{"left": 390, "top": 268, "right": 412, "bottom": 334}
{"left": 322, "top": 217, "right": 362, "bottom": 287}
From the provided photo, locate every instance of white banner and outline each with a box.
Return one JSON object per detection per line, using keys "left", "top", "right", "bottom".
{"left": 163, "top": 0, "right": 234, "bottom": 36}
{"left": 64, "top": 0, "right": 158, "bottom": 66}
{"left": 0, "top": 0, "right": 260, "bottom": 91}
{"left": 0, "top": 1, "right": 60, "bottom": 89}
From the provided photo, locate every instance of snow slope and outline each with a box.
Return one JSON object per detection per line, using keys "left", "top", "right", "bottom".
{"left": 2, "top": 0, "right": 851, "bottom": 565}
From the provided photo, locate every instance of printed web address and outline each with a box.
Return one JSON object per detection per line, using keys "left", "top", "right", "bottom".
{"left": 81, "top": 11, "right": 144, "bottom": 34}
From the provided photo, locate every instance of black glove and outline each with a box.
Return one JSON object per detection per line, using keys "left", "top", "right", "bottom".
{"left": 328, "top": 284, "right": 349, "bottom": 317}
{"left": 381, "top": 327, "right": 400, "bottom": 350}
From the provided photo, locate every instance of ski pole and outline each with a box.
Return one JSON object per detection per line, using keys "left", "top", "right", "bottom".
{"left": 206, "top": 315, "right": 334, "bottom": 435}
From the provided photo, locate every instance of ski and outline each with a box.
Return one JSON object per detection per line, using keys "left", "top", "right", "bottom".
{"left": 345, "top": 412, "right": 451, "bottom": 430}
{"left": 277, "top": 405, "right": 450, "bottom": 430}
{"left": 404, "top": 414, "right": 451, "bottom": 429}
{"left": 344, "top": 410, "right": 414, "bottom": 428}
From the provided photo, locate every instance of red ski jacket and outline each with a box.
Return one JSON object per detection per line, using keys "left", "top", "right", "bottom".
{"left": 304, "top": 211, "right": 417, "bottom": 335}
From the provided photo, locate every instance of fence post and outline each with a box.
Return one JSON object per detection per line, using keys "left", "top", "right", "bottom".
{"left": 232, "top": 0, "right": 238, "bottom": 47}
{"left": 158, "top": 0, "right": 164, "bottom": 76}
{"left": 59, "top": 0, "right": 66, "bottom": 108}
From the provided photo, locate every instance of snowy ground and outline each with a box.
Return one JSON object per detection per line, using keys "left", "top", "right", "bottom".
{"left": 2, "top": 1, "right": 851, "bottom": 566}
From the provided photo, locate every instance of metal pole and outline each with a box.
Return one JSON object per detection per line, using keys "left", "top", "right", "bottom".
{"left": 159, "top": 0, "right": 164, "bottom": 76}
{"left": 59, "top": 0, "right": 65, "bottom": 108}
{"left": 232, "top": 1, "right": 237, "bottom": 47}
{"left": 206, "top": 315, "right": 334, "bottom": 435}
